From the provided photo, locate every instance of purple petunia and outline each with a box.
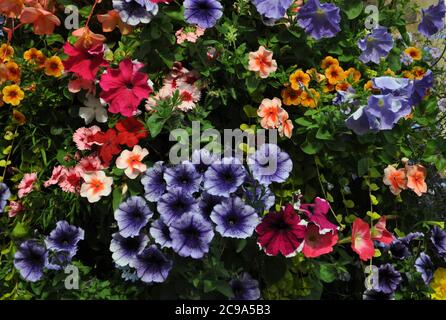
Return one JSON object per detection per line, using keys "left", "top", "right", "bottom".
{"left": 430, "top": 226, "right": 446, "bottom": 258}
{"left": 191, "top": 149, "right": 219, "bottom": 176}
{"left": 0, "top": 182, "right": 11, "bottom": 213}
{"left": 366, "top": 94, "right": 412, "bottom": 130}
{"left": 46, "top": 251, "right": 75, "bottom": 271}
{"left": 141, "top": 161, "right": 167, "bottom": 203}
{"left": 169, "top": 212, "right": 214, "bottom": 259}
{"left": 418, "top": 0, "right": 446, "bottom": 37}
{"left": 251, "top": 0, "right": 293, "bottom": 20}
{"left": 198, "top": 192, "right": 225, "bottom": 219}
{"left": 210, "top": 197, "right": 259, "bottom": 239}
{"left": 204, "top": 157, "right": 246, "bottom": 197}
{"left": 14, "top": 240, "right": 48, "bottom": 282}
{"left": 375, "top": 263, "right": 402, "bottom": 294}
{"left": 244, "top": 185, "right": 275, "bottom": 212}
{"left": 110, "top": 232, "right": 149, "bottom": 267}
{"left": 248, "top": 144, "right": 292, "bottom": 186}
{"left": 410, "top": 70, "right": 434, "bottom": 106}
{"left": 357, "top": 27, "right": 394, "bottom": 64}
{"left": 229, "top": 273, "right": 261, "bottom": 300}
{"left": 150, "top": 218, "right": 173, "bottom": 249}
{"left": 45, "top": 220, "right": 84, "bottom": 255}
{"left": 114, "top": 196, "right": 153, "bottom": 238}
{"left": 164, "top": 162, "right": 202, "bottom": 195}
{"left": 133, "top": 245, "right": 173, "bottom": 283}
{"left": 345, "top": 105, "right": 380, "bottom": 135}
{"left": 296, "top": 0, "right": 341, "bottom": 40}
{"left": 184, "top": 0, "right": 223, "bottom": 29}
{"left": 112, "top": 0, "right": 159, "bottom": 26}
{"left": 157, "top": 188, "right": 199, "bottom": 225}
{"left": 415, "top": 252, "right": 434, "bottom": 285}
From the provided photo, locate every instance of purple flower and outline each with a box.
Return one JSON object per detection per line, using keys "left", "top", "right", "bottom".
{"left": 114, "top": 196, "right": 153, "bottom": 238}
{"left": 430, "top": 226, "right": 446, "bottom": 258}
{"left": 191, "top": 149, "right": 219, "bottom": 176}
{"left": 198, "top": 192, "right": 224, "bottom": 219}
{"left": 45, "top": 221, "right": 84, "bottom": 255}
{"left": 415, "top": 252, "right": 434, "bottom": 285}
{"left": 14, "top": 240, "right": 48, "bottom": 282}
{"left": 46, "top": 251, "right": 75, "bottom": 271}
{"left": 110, "top": 232, "right": 149, "bottom": 267}
{"left": 112, "top": 0, "right": 159, "bottom": 26}
{"left": 372, "top": 76, "right": 414, "bottom": 97}
{"left": 248, "top": 144, "right": 292, "bottom": 186}
{"left": 389, "top": 240, "right": 411, "bottom": 260}
{"left": 210, "top": 197, "right": 259, "bottom": 239}
{"left": 169, "top": 213, "right": 214, "bottom": 259}
{"left": 333, "top": 87, "right": 358, "bottom": 106}
{"left": 410, "top": 70, "right": 434, "bottom": 106}
{"left": 375, "top": 263, "right": 402, "bottom": 294}
{"left": 204, "top": 157, "right": 246, "bottom": 197}
{"left": 0, "top": 182, "right": 11, "bottom": 213}
{"left": 418, "top": 0, "right": 446, "bottom": 37}
{"left": 366, "top": 94, "right": 412, "bottom": 130}
{"left": 345, "top": 105, "right": 380, "bottom": 135}
{"left": 296, "top": 0, "right": 341, "bottom": 40}
{"left": 141, "top": 161, "right": 167, "bottom": 203}
{"left": 251, "top": 0, "right": 293, "bottom": 20}
{"left": 363, "top": 290, "right": 394, "bottom": 300}
{"left": 401, "top": 52, "right": 414, "bottom": 66}
{"left": 184, "top": 0, "right": 223, "bottom": 29}
{"left": 245, "top": 185, "right": 275, "bottom": 212}
{"left": 164, "top": 162, "right": 202, "bottom": 195}
{"left": 157, "top": 188, "right": 199, "bottom": 225}
{"left": 357, "top": 27, "right": 394, "bottom": 64}
{"left": 229, "top": 273, "right": 261, "bottom": 300}
{"left": 133, "top": 245, "right": 173, "bottom": 283}
{"left": 149, "top": 218, "right": 173, "bottom": 249}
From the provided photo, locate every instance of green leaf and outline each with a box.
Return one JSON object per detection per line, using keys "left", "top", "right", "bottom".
{"left": 300, "top": 139, "right": 322, "bottom": 155}
{"left": 11, "top": 222, "right": 29, "bottom": 239}
{"left": 112, "top": 188, "right": 123, "bottom": 212}
{"left": 215, "top": 281, "right": 234, "bottom": 298}
{"left": 146, "top": 114, "right": 167, "bottom": 138}
{"left": 319, "top": 264, "right": 337, "bottom": 283}
{"left": 243, "top": 105, "right": 258, "bottom": 118}
{"left": 357, "top": 158, "right": 370, "bottom": 177}
{"left": 45, "top": 34, "right": 65, "bottom": 46}
{"left": 316, "top": 127, "right": 333, "bottom": 140}
{"left": 295, "top": 117, "right": 313, "bottom": 127}
{"left": 343, "top": 199, "right": 355, "bottom": 209}
{"left": 343, "top": 0, "right": 364, "bottom": 19}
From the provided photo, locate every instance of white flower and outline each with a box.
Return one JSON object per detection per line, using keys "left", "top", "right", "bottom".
{"left": 115, "top": 145, "right": 149, "bottom": 179}
{"left": 79, "top": 94, "right": 108, "bottom": 124}
{"left": 80, "top": 171, "right": 113, "bottom": 203}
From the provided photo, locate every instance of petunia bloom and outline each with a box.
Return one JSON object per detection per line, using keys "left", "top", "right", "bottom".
{"left": 296, "top": 0, "right": 341, "bottom": 40}
{"left": 110, "top": 232, "right": 149, "bottom": 267}
{"left": 45, "top": 221, "right": 84, "bottom": 256}
{"left": 299, "top": 197, "right": 338, "bottom": 233}
{"left": 80, "top": 171, "right": 113, "bottom": 203}
{"left": 97, "top": 10, "right": 133, "bottom": 35}
{"left": 0, "top": 182, "right": 11, "bottom": 213}
{"left": 229, "top": 273, "right": 261, "bottom": 300}
{"left": 79, "top": 94, "right": 108, "bottom": 124}
{"left": 357, "top": 27, "right": 394, "bottom": 64}
{"left": 184, "top": 0, "right": 223, "bottom": 29}
{"left": 248, "top": 46, "right": 277, "bottom": 79}
{"left": 257, "top": 97, "right": 285, "bottom": 129}
{"left": 113, "top": 0, "right": 159, "bottom": 26}
{"left": 351, "top": 218, "right": 375, "bottom": 261}
{"left": 18, "top": 172, "right": 37, "bottom": 198}
{"left": 203, "top": 157, "right": 246, "bottom": 197}
{"left": 14, "top": 240, "right": 48, "bottom": 282}
{"left": 114, "top": 196, "right": 152, "bottom": 237}
{"left": 383, "top": 165, "right": 407, "bottom": 195}
{"left": 133, "top": 245, "right": 173, "bottom": 283}
{"left": 406, "top": 164, "right": 427, "bottom": 196}
{"left": 19, "top": 7, "right": 60, "bottom": 35}
{"left": 418, "top": 0, "right": 446, "bottom": 37}
{"left": 115, "top": 145, "right": 149, "bottom": 179}
{"left": 63, "top": 42, "right": 108, "bottom": 81}
{"left": 252, "top": 0, "right": 293, "bottom": 20}
{"left": 415, "top": 252, "right": 434, "bottom": 285}
{"left": 302, "top": 223, "right": 338, "bottom": 258}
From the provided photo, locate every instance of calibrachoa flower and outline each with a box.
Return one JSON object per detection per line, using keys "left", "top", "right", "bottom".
{"left": 114, "top": 196, "right": 152, "bottom": 237}
{"left": 14, "top": 240, "right": 48, "bottom": 282}
{"left": 203, "top": 157, "right": 246, "bottom": 197}
{"left": 252, "top": 0, "right": 293, "bottom": 20}
{"left": 375, "top": 263, "right": 402, "bottom": 294}
{"left": 289, "top": 69, "right": 310, "bottom": 89}
{"left": 80, "top": 171, "right": 113, "bottom": 203}
{"left": 430, "top": 226, "right": 446, "bottom": 258}
{"left": 415, "top": 252, "right": 434, "bottom": 285}
{"left": 406, "top": 164, "right": 427, "bottom": 196}
{"left": 157, "top": 188, "right": 199, "bottom": 225}
{"left": 45, "top": 221, "right": 84, "bottom": 255}
{"left": 113, "top": 0, "right": 159, "bottom": 26}
{"left": 44, "top": 56, "right": 64, "bottom": 77}
{"left": 430, "top": 267, "right": 446, "bottom": 300}
{"left": 141, "top": 161, "right": 167, "bottom": 202}
{"left": 99, "top": 59, "right": 152, "bottom": 117}
{"left": 229, "top": 273, "right": 261, "bottom": 300}
{"left": 164, "top": 162, "right": 202, "bottom": 194}
{"left": 150, "top": 218, "right": 173, "bottom": 249}
{"left": 248, "top": 46, "right": 277, "bottom": 79}
{"left": 383, "top": 165, "right": 407, "bottom": 195}
{"left": 73, "top": 126, "right": 101, "bottom": 151}
{"left": 210, "top": 197, "right": 259, "bottom": 239}
{"left": 183, "top": 0, "right": 223, "bottom": 29}
{"left": 256, "top": 204, "right": 306, "bottom": 257}
{"left": 357, "top": 27, "right": 394, "bottom": 64}
{"left": 18, "top": 172, "right": 37, "bottom": 198}
{"left": 63, "top": 42, "right": 108, "bottom": 81}
{"left": 169, "top": 212, "right": 215, "bottom": 259}
{"left": 133, "top": 245, "right": 173, "bottom": 283}
{"left": 110, "top": 232, "right": 149, "bottom": 267}
{"left": 2, "top": 84, "right": 24, "bottom": 106}
{"left": 296, "top": 0, "right": 341, "bottom": 40}
{"left": 115, "top": 145, "right": 149, "bottom": 179}
{"left": 351, "top": 218, "right": 375, "bottom": 261}
{"left": 418, "top": 0, "right": 446, "bottom": 37}
{"left": 301, "top": 223, "right": 338, "bottom": 258}
{"left": 0, "top": 182, "right": 11, "bottom": 213}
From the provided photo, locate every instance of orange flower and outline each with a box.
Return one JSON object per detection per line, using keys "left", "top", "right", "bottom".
{"left": 97, "top": 10, "right": 133, "bottom": 35}
{"left": 12, "top": 109, "right": 26, "bottom": 125}
{"left": 412, "top": 66, "right": 426, "bottom": 80}
{"left": 345, "top": 67, "right": 361, "bottom": 82}
{"left": 335, "top": 82, "right": 350, "bottom": 92}
{"left": 289, "top": 69, "right": 310, "bottom": 90}
{"left": 72, "top": 27, "right": 106, "bottom": 50}
{"left": 0, "top": 0, "right": 24, "bottom": 18}
{"left": 0, "top": 63, "right": 8, "bottom": 84}
{"left": 406, "top": 164, "right": 427, "bottom": 197}
{"left": 300, "top": 89, "right": 320, "bottom": 108}
{"left": 20, "top": 7, "right": 61, "bottom": 35}
{"left": 323, "top": 84, "right": 335, "bottom": 93}
{"left": 278, "top": 110, "right": 293, "bottom": 139}
{"left": 2, "top": 84, "right": 24, "bottom": 106}
{"left": 257, "top": 97, "right": 283, "bottom": 128}
{"left": 23, "top": 48, "right": 45, "bottom": 63}
{"left": 0, "top": 44, "right": 14, "bottom": 63}
{"left": 248, "top": 46, "right": 277, "bottom": 79}
{"left": 383, "top": 165, "right": 407, "bottom": 195}
{"left": 44, "top": 56, "right": 64, "bottom": 77}
{"left": 321, "top": 56, "right": 339, "bottom": 69}
{"left": 6, "top": 61, "right": 21, "bottom": 83}
{"left": 325, "top": 65, "right": 346, "bottom": 85}
{"left": 364, "top": 80, "right": 374, "bottom": 91}
{"left": 281, "top": 87, "right": 301, "bottom": 106}
{"left": 404, "top": 47, "right": 422, "bottom": 61}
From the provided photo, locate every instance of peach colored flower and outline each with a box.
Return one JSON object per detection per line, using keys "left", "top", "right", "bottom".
{"left": 0, "top": 0, "right": 24, "bottom": 18}
{"left": 18, "top": 172, "right": 37, "bottom": 198}
{"left": 383, "top": 165, "right": 407, "bottom": 195}
{"left": 278, "top": 110, "right": 293, "bottom": 139}
{"left": 115, "top": 145, "right": 149, "bottom": 179}
{"left": 68, "top": 77, "right": 96, "bottom": 94}
{"left": 72, "top": 27, "right": 106, "bottom": 50}
{"left": 20, "top": 7, "right": 60, "bottom": 35}
{"left": 406, "top": 164, "right": 427, "bottom": 197}
{"left": 80, "top": 171, "right": 113, "bottom": 203}
{"left": 257, "top": 97, "right": 284, "bottom": 129}
{"left": 248, "top": 46, "right": 277, "bottom": 79}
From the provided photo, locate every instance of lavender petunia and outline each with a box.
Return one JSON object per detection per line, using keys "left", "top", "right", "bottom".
{"left": 296, "top": 0, "right": 341, "bottom": 40}
{"left": 198, "top": 192, "right": 225, "bottom": 219}
{"left": 141, "top": 161, "right": 167, "bottom": 202}
{"left": 133, "top": 245, "right": 173, "bottom": 283}
{"left": 204, "top": 157, "right": 246, "bottom": 197}
{"left": 357, "top": 27, "right": 394, "bottom": 64}
{"left": 0, "top": 182, "right": 11, "bottom": 213}
{"left": 229, "top": 273, "right": 261, "bottom": 300}
{"left": 366, "top": 94, "right": 412, "bottom": 130}
{"left": 157, "top": 188, "right": 199, "bottom": 225}
{"left": 113, "top": 0, "right": 159, "bottom": 26}
{"left": 415, "top": 252, "right": 434, "bottom": 285}
{"left": 114, "top": 196, "right": 153, "bottom": 238}
{"left": 46, "top": 251, "right": 75, "bottom": 271}
{"left": 191, "top": 149, "right": 219, "bottom": 176}
{"left": 245, "top": 185, "right": 275, "bottom": 212}
{"left": 45, "top": 221, "right": 84, "bottom": 255}
{"left": 164, "top": 162, "right": 202, "bottom": 195}
{"left": 430, "top": 226, "right": 446, "bottom": 258}
{"left": 184, "top": 0, "right": 223, "bottom": 29}
{"left": 375, "top": 263, "right": 402, "bottom": 294}
{"left": 251, "top": 0, "right": 293, "bottom": 20}
{"left": 110, "top": 232, "right": 149, "bottom": 267}
{"left": 150, "top": 218, "right": 173, "bottom": 249}
{"left": 410, "top": 70, "right": 434, "bottom": 106}
{"left": 345, "top": 105, "right": 380, "bottom": 135}
{"left": 14, "top": 240, "right": 48, "bottom": 282}
{"left": 418, "top": 0, "right": 446, "bottom": 37}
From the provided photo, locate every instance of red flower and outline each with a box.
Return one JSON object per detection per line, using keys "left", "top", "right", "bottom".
{"left": 351, "top": 218, "right": 375, "bottom": 261}
{"left": 302, "top": 223, "right": 338, "bottom": 258}
{"left": 299, "top": 197, "right": 338, "bottom": 233}
{"left": 256, "top": 204, "right": 306, "bottom": 257}
{"left": 91, "top": 129, "right": 122, "bottom": 166}
{"left": 63, "top": 42, "right": 109, "bottom": 81}
{"left": 115, "top": 117, "right": 148, "bottom": 148}
{"left": 371, "top": 216, "right": 394, "bottom": 245}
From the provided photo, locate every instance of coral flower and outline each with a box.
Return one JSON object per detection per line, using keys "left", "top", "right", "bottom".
{"left": 18, "top": 172, "right": 38, "bottom": 198}
{"left": 63, "top": 42, "right": 108, "bottom": 81}
{"left": 300, "top": 88, "right": 320, "bottom": 108}
{"left": 20, "top": 7, "right": 60, "bottom": 35}
{"left": 371, "top": 216, "right": 394, "bottom": 245}
{"left": 404, "top": 47, "right": 422, "bottom": 61}
{"left": 406, "top": 164, "right": 427, "bottom": 196}
{"left": 248, "top": 46, "right": 277, "bottom": 79}
{"left": 383, "top": 165, "right": 407, "bottom": 195}
{"left": 302, "top": 223, "right": 338, "bottom": 258}
{"left": 115, "top": 117, "right": 148, "bottom": 147}
{"left": 72, "top": 27, "right": 106, "bottom": 50}
{"left": 97, "top": 10, "right": 133, "bottom": 35}
{"left": 278, "top": 111, "right": 293, "bottom": 139}
{"left": 44, "top": 56, "right": 64, "bottom": 77}
{"left": 2, "top": 84, "right": 24, "bottom": 106}
{"left": 289, "top": 69, "right": 310, "bottom": 90}
{"left": 281, "top": 87, "right": 301, "bottom": 106}
{"left": 23, "top": 48, "right": 45, "bottom": 64}
{"left": 321, "top": 56, "right": 339, "bottom": 69}
{"left": 12, "top": 109, "right": 26, "bottom": 125}
{"left": 257, "top": 97, "right": 283, "bottom": 128}
{"left": 99, "top": 59, "right": 152, "bottom": 117}
{"left": 0, "top": 0, "right": 24, "bottom": 18}
{"left": 325, "top": 64, "right": 346, "bottom": 85}
{"left": 80, "top": 171, "right": 113, "bottom": 203}
{"left": 351, "top": 218, "right": 375, "bottom": 261}
{"left": 115, "top": 145, "right": 149, "bottom": 179}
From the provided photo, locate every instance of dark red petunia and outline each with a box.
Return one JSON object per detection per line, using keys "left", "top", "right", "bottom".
{"left": 63, "top": 42, "right": 109, "bottom": 81}
{"left": 91, "top": 129, "right": 122, "bottom": 166}
{"left": 256, "top": 204, "right": 306, "bottom": 257}
{"left": 115, "top": 117, "right": 148, "bottom": 148}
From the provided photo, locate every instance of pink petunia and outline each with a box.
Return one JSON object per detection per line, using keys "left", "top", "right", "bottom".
{"left": 58, "top": 167, "right": 81, "bottom": 193}
{"left": 299, "top": 197, "right": 338, "bottom": 234}
{"left": 44, "top": 165, "right": 65, "bottom": 187}
{"left": 63, "top": 42, "right": 109, "bottom": 81}
{"left": 18, "top": 173, "right": 38, "bottom": 198}
{"left": 371, "top": 216, "right": 394, "bottom": 245}
{"left": 73, "top": 126, "right": 101, "bottom": 151}
{"left": 351, "top": 218, "right": 375, "bottom": 261}
{"left": 302, "top": 223, "right": 338, "bottom": 258}
{"left": 75, "top": 155, "right": 104, "bottom": 174}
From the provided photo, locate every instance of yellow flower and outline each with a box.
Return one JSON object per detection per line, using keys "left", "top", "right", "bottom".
{"left": 384, "top": 68, "right": 395, "bottom": 76}
{"left": 300, "top": 88, "right": 320, "bottom": 108}
{"left": 431, "top": 268, "right": 446, "bottom": 300}
{"left": 44, "top": 56, "right": 64, "bottom": 77}
{"left": 6, "top": 61, "right": 21, "bottom": 83}
{"left": 412, "top": 66, "right": 426, "bottom": 80}
{"left": 289, "top": 69, "right": 310, "bottom": 90}
{"left": 364, "top": 80, "right": 374, "bottom": 91}
{"left": 2, "top": 84, "right": 25, "bottom": 106}
{"left": 12, "top": 109, "right": 26, "bottom": 125}
{"left": 335, "top": 82, "right": 351, "bottom": 92}
{"left": 321, "top": 56, "right": 339, "bottom": 69}
{"left": 0, "top": 44, "right": 14, "bottom": 63}
{"left": 404, "top": 47, "right": 422, "bottom": 61}
{"left": 281, "top": 87, "right": 302, "bottom": 106}
{"left": 345, "top": 67, "right": 361, "bottom": 83}
{"left": 325, "top": 65, "right": 346, "bottom": 85}
{"left": 24, "top": 48, "right": 45, "bottom": 64}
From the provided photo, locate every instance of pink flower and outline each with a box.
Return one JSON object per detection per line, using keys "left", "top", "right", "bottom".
{"left": 44, "top": 165, "right": 65, "bottom": 187}
{"left": 115, "top": 145, "right": 149, "bottom": 179}
{"left": 75, "top": 156, "right": 104, "bottom": 174}
{"left": 278, "top": 111, "right": 294, "bottom": 139}
{"left": 248, "top": 46, "right": 277, "bottom": 79}
{"left": 58, "top": 168, "right": 81, "bottom": 193}
{"left": 99, "top": 59, "right": 152, "bottom": 117}
{"left": 73, "top": 126, "right": 101, "bottom": 151}
{"left": 68, "top": 77, "right": 96, "bottom": 94}
{"left": 371, "top": 216, "right": 394, "bottom": 245}
{"left": 63, "top": 42, "right": 108, "bottom": 81}
{"left": 80, "top": 171, "right": 113, "bottom": 203}
{"left": 299, "top": 197, "right": 338, "bottom": 233}
{"left": 8, "top": 200, "right": 23, "bottom": 218}
{"left": 351, "top": 218, "right": 375, "bottom": 261}
{"left": 177, "top": 84, "right": 201, "bottom": 111}
{"left": 18, "top": 173, "right": 38, "bottom": 198}
{"left": 257, "top": 98, "right": 284, "bottom": 129}
{"left": 302, "top": 223, "right": 338, "bottom": 258}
